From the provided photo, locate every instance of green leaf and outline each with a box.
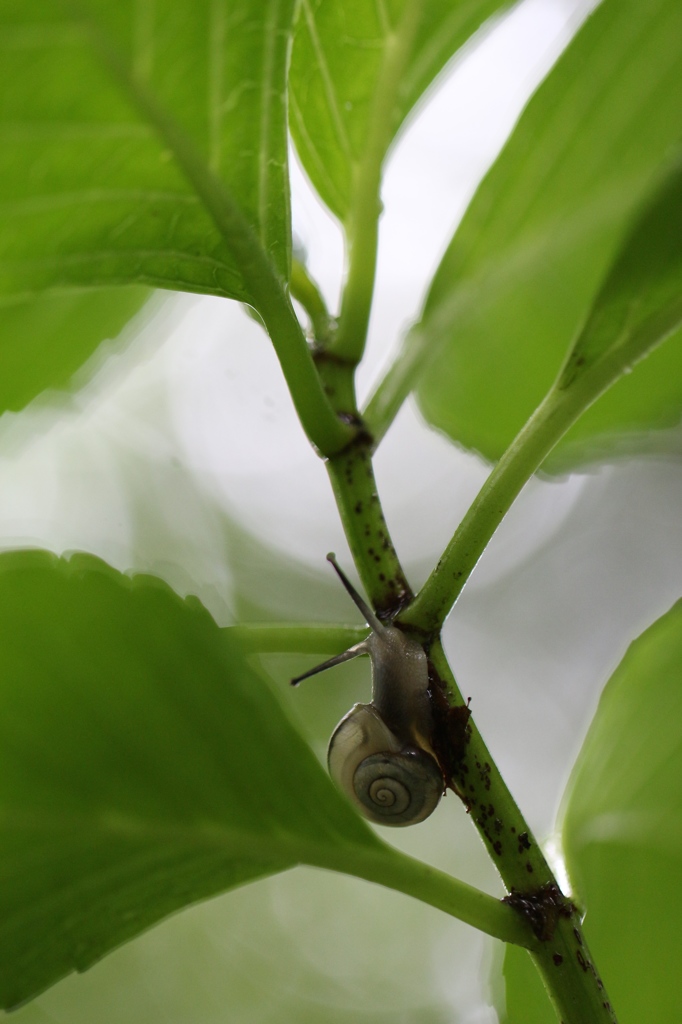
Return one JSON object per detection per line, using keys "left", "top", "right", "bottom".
{"left": 0, "top": 0, "right": 294, "bottom": 304}
{"left": 500, "top": 943, "right": 553, "bottom": 1024}
{"left": 0, "top": 550, "right": 377, "bottom": 1008}
{"left": 289, "top": 0, "right": 511, "bottom": 221}
{"left": 0, "top": 287, "right": 148, "bottom": 414}
{"left": 503, "top": 601, "right": 682, "bottom": 1022}
{"left": 558, "top": 157, "right": 682, "bottom": 386}
{"left": 0, "top": 550, "right": 520, "bottom": 1008}
{"left": 416, "top": 0, "right": 682, "bottom": 472}
{"left": 504, "top": 601, "right": 682, "bottom": 1023}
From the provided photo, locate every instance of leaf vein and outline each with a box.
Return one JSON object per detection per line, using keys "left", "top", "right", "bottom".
{"left": 299, "top": 0, "right": 352, "bottom": 160}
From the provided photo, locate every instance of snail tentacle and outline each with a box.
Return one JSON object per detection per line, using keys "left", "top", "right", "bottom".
{"left": 293, "top": 557, "right": 444, "bottom": 827}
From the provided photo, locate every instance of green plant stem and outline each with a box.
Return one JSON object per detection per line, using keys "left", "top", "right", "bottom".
{"left": 363, "top": 324, "right": 428, "bottom": 446}
{"left": 321, "top": 360, "right": 618, "bottom": 1020}
{"left": 529, "top": 930, "right": 618, "bottom": 1024}
{"left": 428, "top": 641, "right": 616, "bottom": 1023}
{"left": 290, "top": 259, "right": 334, "bottom": 345}
{"left": 331, "top": 0, "right": 423, "bottom": 362}
{"left": 226, "top": 623, "right": 367, "bottom": 655}
{"left": 429, "top": 641, "right": 554, "bottom": 887}
{"left": 326, "top": 435, "right": 412, "bottom": 616}
{"left": 401, "top": 296, "right": 682, "bottom": 634}
{"left": 399, "top": 383, "right": 590, "bottom": 635}
{"left": 319, "top": 845, "right": 534, "bottom": 949}
{"left": 80, "top": 12, "right": 353, "bottom": 458}
{"left": 398, "top": 391, "right": 566, "bottom": 633}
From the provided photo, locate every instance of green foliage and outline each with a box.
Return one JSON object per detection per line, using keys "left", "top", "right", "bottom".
{"left": 558, "top": 157, "right": 682, "bottom": 392}
{"left": 504, "top": 601, "right": 682, "bottom": 1023}
{"left": 502, "top": 943, "right": 554, "bottom": 1024}
{"left": 0, "top": 0, "right": 293, "bottom": 303}
{"left": 415, "top": 0, "right": 682, "bottom": 471}
{"left": 289, "top": 0, "right": 510, "bottom": 221}
{"left": 0, "top": 0, "right": 681, "bottom": 1020}
{"left": 0, "top": 287, "right": 148, "bottom": 413}
{"left": 563, "top": 600, "right": 682, "bottom": 1024}
{"left": 0, "top": 551, "right": 520, "bottom": 1008}
{"left": 0, "top": 550, "right": 363, "bottom": 1007}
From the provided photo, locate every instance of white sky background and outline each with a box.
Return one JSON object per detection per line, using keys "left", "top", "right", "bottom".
{"left": 4, "top": 2, "right": 682, "bottom": 1022}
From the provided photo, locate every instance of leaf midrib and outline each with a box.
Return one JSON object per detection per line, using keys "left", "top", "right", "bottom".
{"left": 0, "top": 806, "right": 382, "bottom": 882}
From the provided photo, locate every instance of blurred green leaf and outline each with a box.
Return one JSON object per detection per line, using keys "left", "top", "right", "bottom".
{"left": 500, "top": 943, "right": 553, "bottom": 1024}
{"left": 561, "top": 599, "right": 682, "bottom": 1023}
{"left": 416, "top": 0, "right": 682, "bottom": 472}
{"left": 558, "top": 157, "right": 682, "bottom": 390}
{"left": 0, "top": 550, "right": 381, "bottom": 1009}
{"left": 504, "top": 600, "right": 682, "bottom": 1022}
{"left": 0, "top": 287, "right": 148, "bottom": 414}
{"left": 0, "top": 0, "right": 294, "bottom": 303}
{"left": 289, "top": 0, "right": 511, "bottom": 221}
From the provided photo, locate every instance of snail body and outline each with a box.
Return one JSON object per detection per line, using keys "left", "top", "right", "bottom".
{"left": 292, "top": 555, "right": 443, "bottom": 826}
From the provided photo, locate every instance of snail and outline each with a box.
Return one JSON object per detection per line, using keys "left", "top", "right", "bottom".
{"left": 291, "top": 554, "right": 443, "bottom": 826}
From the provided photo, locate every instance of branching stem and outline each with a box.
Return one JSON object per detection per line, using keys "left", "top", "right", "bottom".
{"left": 331, "top": 0, "right": 423, "bottom": 363}
{"left": 400, "top": 333, "right": 654, "bottom": 635}
{"left": 79, "top": 11, "right": 353, "bottom": 458}
{"left": 225, "top": 623, "right": 367, "bottom": 655}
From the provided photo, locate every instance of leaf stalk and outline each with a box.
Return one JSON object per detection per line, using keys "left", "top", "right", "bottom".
{"left": 331, "top": 0, "right": 423, "bottom": 363}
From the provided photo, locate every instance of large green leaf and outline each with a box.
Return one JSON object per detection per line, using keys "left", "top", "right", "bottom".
{"left": 0, "top": 550, "right": 512, "bottom": 1009}
{"left": 415, "top": 0, "right": 682, "bottom": 472}
{"left": 558, "top": 157, "right": 682, "bottom": 388}
{"left": 0, "top": 287, "right": 148, "bottom": 414}
{"left": 0, "top": 0, "right": 293, "bottom": 303}
{"left": 0, "top": 550, "right": 380, "bottom": 1008}
{"left": 503, "top": 600, "right": 682, "bottom": 1022}
{"left": 289, "top": 0, "right": 511, "bottom": 221}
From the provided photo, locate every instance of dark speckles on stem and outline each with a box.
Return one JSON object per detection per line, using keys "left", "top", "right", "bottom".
{"left": 503, "top": 883, "right": 574, "bottom": 942}
{"left": 553, "top": 953, "right": 564, "bottom": 966}
{"left": 518, "top": 831, "right": 531, "bottom": 851}
{"left": 477, "top": 760, "right": 492, "bottom": 791}
{"left": 573, "top": 928, "right": 583, "bottom": 946}
{"left": 526, "top": 862, "right": 534, "bottom": 873}
{"left": 354, "top": 500, "right": 363, "bottom": 514}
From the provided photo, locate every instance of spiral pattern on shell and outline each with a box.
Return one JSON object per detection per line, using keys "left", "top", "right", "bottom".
{"left": 353, "top": 749, "right": 443, "bottom": 826}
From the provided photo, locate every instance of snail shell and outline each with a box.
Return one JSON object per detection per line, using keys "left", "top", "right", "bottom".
{"left": 291, "top": 554, "right": 444, "bottom": 827}
{"left": 328, "top": 703, "right": 443, "bottom": 826}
